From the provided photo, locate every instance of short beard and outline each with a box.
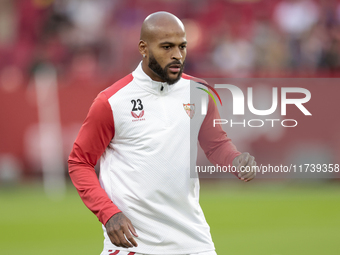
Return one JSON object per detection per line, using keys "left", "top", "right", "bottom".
{"left": 148, "top": 54, "right": 184, "bottom": 85}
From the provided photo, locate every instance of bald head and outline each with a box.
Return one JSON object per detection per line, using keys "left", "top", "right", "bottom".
{"left": 138, "top": 12, "right": 187, "bottom": 85}
{"left": 140, "top": 12, "right": 185, "bottom": 42}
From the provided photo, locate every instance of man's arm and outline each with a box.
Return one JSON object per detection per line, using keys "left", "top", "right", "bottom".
{"left": 198, "top": 95, "right": 256, "bottom": 182}
{"left": 68, "top": 92, "right": 138, "bottom": 247}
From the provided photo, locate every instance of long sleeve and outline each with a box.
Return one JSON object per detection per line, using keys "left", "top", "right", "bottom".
{"left": 68, "top": 92, "right": 121, "bottom": 225}
{"left": 198, "top": 95, "right": 241, "bottom": 171}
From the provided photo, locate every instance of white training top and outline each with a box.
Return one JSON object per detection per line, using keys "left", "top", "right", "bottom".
{"left": 68, "top": 62, "right": 240, "bottom": 254}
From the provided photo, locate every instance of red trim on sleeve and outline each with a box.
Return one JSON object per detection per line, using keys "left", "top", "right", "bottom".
{"left": 103, "top": 74, "right": 133, "bottom": 98}
{"left": 182, "top": 73, "right": 241, "bottom": 170}
{"left": 68, "top": 74, "right": 133, "bottom": 225}
{"left": 182, "top": 73, "right": 207, "bottom": 85}
{"left": 198, "top": 95, "right": 241, "bottom": 175}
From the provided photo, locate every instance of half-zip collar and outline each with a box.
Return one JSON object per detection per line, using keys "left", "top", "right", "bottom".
{"left": 132, "top": 61, "right": 177, "bottom": 95}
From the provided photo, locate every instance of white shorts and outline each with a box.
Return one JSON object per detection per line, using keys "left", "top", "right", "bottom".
{"left": 102, "top": 250, "right": 217, "bottom": 255}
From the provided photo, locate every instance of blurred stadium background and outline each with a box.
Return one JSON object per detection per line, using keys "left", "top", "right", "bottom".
{"left": 1, "top": 0, "right": 340, "bottom": 254}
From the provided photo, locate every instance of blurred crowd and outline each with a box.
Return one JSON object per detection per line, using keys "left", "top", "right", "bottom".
{"left": 1, "top": 0, "right": 340, "bottom": 88}
{"left": 2, "top": 0, "right": 340, "bottom": 182}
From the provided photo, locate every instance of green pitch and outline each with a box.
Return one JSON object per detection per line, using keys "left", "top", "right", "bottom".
{"left": 1, "top": 181, "right": 339, "bottom": 255}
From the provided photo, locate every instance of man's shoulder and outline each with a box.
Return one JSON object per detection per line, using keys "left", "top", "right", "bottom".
{"left": 181, "top": 73, "right": 208, "bottom": 86}
{"left": 101, "top": 73, "right": 134, "bottom": 99}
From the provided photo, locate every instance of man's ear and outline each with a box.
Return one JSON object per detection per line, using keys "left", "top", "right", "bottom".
{"left": 138, "top": 40, "right": 148, "bottom": 58}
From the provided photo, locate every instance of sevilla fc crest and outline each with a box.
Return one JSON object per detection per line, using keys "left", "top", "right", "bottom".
{"left": 183, "top": 103, "right": 195, "bottom": 119}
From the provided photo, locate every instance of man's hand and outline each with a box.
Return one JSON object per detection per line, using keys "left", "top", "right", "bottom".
{"left": 105, "top": 212, "right": 138, "bottom": 248}
{"left": 233, "top": 152, "right": 256, "bottom": 182}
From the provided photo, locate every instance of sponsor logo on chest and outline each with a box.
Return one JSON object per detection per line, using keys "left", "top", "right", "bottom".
{"left": 131, "top": 99, "right": 145, "bottom": 122}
